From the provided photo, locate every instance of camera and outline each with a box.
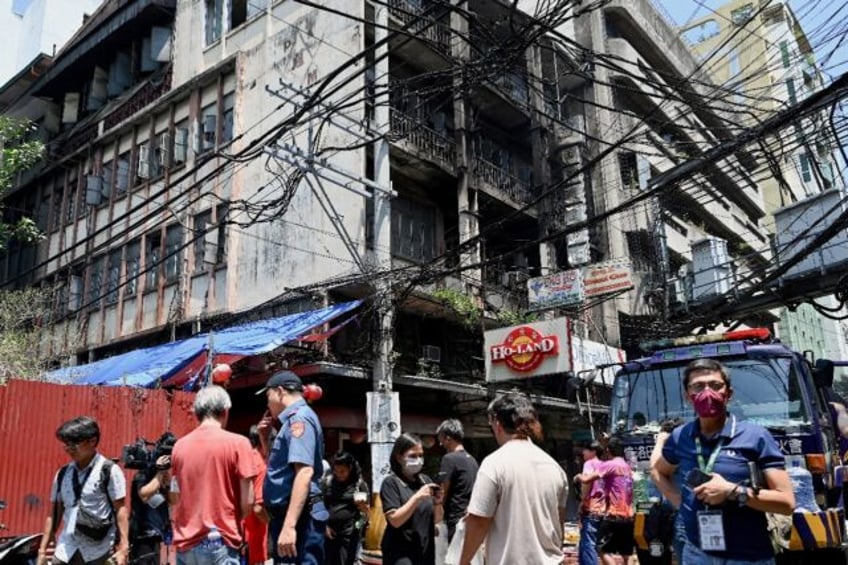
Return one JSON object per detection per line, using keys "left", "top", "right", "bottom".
{"left": 122, "top": 432, "right": 176, "bottom": 471}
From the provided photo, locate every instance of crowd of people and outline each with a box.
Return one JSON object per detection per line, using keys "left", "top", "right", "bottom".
{"left": 32, "top": 358, "right": 796, "bottom": 565}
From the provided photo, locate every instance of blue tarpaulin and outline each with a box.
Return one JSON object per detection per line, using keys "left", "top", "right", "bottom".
{"left": 46, "top": 300, "right": 363, "bottom": 387}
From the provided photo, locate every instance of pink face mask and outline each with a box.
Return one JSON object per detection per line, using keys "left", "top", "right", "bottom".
{"left": 691, "top": 387, "right": 727, "bottom": 417}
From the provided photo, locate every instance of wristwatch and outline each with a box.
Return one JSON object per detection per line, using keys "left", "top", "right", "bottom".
{"left": 736, "top": 485, "right": 749, "bottom": 507}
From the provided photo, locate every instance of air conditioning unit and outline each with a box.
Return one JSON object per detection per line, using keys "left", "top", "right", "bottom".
{"left": 502, "top": 270, "right": 530, "bottom": 288}
{"left": 421, "top": 345, "right": 441, "bottom": 363}
{"left": 137, "top": 144, "right": 150, "bottom": 179}
{"left": 68, "top": 275, "right": 83, "bottom": 312}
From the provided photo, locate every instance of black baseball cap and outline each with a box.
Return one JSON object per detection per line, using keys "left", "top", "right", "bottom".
{"left": 256, "top": 370, "right": 303, "bottom": 395}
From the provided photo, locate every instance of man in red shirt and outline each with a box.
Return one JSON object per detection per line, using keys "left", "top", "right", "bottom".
{"left": 169, "top": 385, "right": 257, "bottom": 565}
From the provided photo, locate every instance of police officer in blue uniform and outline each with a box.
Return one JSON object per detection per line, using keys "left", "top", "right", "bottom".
{"left": 258, "top": 371, "right": 328, "bottom": 565}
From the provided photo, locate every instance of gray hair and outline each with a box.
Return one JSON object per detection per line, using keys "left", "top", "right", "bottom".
{"left": 193, "top": 385, "right": 232, "bottom": 420}
{"left": 436, "top": 419, "right": 464, "bottom": 442}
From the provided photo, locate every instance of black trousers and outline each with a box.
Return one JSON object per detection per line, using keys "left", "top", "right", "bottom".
{"left": 325, "top": 529, "right": 361, "bottom": 565}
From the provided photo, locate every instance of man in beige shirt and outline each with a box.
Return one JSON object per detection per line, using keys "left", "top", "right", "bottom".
{"left": 460, "top": 393, "right": 568, "bottom": 565}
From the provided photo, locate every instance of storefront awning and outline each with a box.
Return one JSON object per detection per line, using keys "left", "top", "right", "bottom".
{"left": 46, "top": 300, "right": 363, "bottom": 387}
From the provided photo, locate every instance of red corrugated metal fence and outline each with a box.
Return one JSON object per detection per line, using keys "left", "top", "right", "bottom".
{"left": 0, "top": 380, "right": 197, "bottom": 536}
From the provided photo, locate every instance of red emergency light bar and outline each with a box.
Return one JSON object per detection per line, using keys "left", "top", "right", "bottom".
{"left": 640, "top": 328, "right": 772, "bottom": 352}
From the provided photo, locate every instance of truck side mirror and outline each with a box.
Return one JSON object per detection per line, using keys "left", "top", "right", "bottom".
{"left": 814, "top": 359, "right": 835, "bottom": 389}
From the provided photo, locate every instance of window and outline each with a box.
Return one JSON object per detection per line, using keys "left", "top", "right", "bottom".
{"left": 125, "top": 240, "right": 141, "bottom": 297}
{"left": 205, "top": 0, "right": 223, "bottom": 44}
{"left": 799, "top": 153, "right": 812, "bottom": 183}
{"left": 101, "top": 160, "right": 114, "bottom": 200}
{"left": 174, "top": 120, "right": 189, "bottom": 165}
{"left": 779, "top": 41, "right": 791, "bottom": 69}
{"left": 391, "top": 197, "right": 436, "bottom": 262}
{"left": 116, "top": 152, "right": 131, "bottom": 194}
{"left": 231, "top": 0, "right": 247, "bottom": 29}
{"left": 222, "top": 93, "right": 234, "bottom": 144}
{"left": 89, "top": 255, "right": 105, "bottom": 308}
{"left": 65, "top": 179, "right": 78, "bottom": 224}
{"left": 136, "top": 143, "right": 151, "bottom": 183}
{"left": 200, "top": 103, "right": 217, "bottom": 152}
{"left": 193, "top": 210, "right": 212, "bottom": 272}
{"left": 105, "top": 249, "right": 122, "bottom": 304}
{"left": 786, "top": 79, "right": 797, "bottom": 105}
{"left": 216, "top": 203, "right": 228, "bottom": 264}
{"left": 52, "top": 182, "right": 64, "bottom": 231}
{"left": 618, "top": 151, "right": 639, "bottom": 190}
{"left": 54, "top": 279, "right": 70, "bottom": 319}
{"left": 164, "top": 224, "right": 183, "bottom": 281}
{"left": 153, "top": 131, "right": 167, "bottom": 173}
{"left": 145, "top": 232, "right": 162, "bottom": 290}
{"left": 37, "top": 189, "right": 50, "bottom": 231}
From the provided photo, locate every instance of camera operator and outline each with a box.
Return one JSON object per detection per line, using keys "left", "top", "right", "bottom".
{"left": 129, "top": 433, "right": 176, "bottom": 565}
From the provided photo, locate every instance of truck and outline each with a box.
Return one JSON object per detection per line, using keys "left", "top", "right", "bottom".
{"left": 607, "top": 327, "right": 848, "bottom": 564}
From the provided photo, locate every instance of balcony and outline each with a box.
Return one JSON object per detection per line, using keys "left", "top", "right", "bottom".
{"left": 389, "top": 109, "right": 457, "bottom": 175}
{"left": 471, "top": 157, "right": 533, "bottom": 206}
{"left": 387, "top": 0, "right": 452, "bottom": 68}
{"left": 491, "top": 70, "right": 529, "bottom": 108}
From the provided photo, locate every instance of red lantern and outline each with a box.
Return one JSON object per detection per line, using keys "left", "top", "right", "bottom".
{"left": 211, "top": 363, "right": 233, "bottom": 384}
{"left": 303, "top": 383, "right": 323, "bottom": 402}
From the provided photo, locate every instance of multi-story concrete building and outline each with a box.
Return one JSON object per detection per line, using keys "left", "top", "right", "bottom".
{"left": 0, "top": 0, "right": 102, "bottom": 85}
{"left": 682, "top": 0, "right": 848, "bottom": 358}
{"left": 1, "top": 0, "right": 809, "bottom": 465}
{"left": 566, "top": 0, "right": 774, "bottom": 350}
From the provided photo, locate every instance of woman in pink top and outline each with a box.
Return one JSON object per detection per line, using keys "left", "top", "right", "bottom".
{"left": 596, "top": 438, "right": 634, "bottom": 565}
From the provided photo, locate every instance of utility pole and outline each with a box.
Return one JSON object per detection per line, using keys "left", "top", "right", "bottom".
{"left": 368, "top": 0, "right": 398, "bottom": 498}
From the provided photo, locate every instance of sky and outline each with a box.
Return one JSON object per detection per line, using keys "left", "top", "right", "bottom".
{"left": 659, "top": 0, "right": 848, "bottom": 83}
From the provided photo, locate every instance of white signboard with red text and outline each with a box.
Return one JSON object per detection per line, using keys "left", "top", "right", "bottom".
{"left": 484, "top": 318, "right": 571, "bottom": 382}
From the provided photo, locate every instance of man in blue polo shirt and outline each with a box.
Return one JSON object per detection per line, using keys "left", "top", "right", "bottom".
{"left": 258, "top": 371, "right": 328, "bottom": 565}
{"left": 651, "top": 358, "right": 794, "bottom": 564}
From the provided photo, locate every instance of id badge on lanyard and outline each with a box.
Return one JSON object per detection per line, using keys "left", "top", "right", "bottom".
{"left": 694, "top": 416, "right": 735, "bottom": 553}
{"left": 697, "top": 510, "right": 726, "bottom": 551}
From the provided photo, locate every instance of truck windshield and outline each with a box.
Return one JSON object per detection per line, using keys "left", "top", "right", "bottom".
{"left": 611, "top": 356, "right": 809, "bottom": 433}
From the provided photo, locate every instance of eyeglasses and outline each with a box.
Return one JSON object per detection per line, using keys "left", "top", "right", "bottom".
{"left": 687, "top": 381, "right": 727, "bottom": 393}
{"left": 63, "top": 441, "right": 81, "bottom": 451}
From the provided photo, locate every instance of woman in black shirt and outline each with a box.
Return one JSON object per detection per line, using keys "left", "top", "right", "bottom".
{"left": 380, "top": 433, "right": 443, "bottom": 565}
{"left": 322, "top": 451, "right": 369, "bottom": 565}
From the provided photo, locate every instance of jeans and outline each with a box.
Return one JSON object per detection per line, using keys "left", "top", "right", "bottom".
{"left": 682, "top": 543, "right": 776, "bottom": 565}
{"left": 176, "top": 543, "right": 241, "bottom": 565}
{"left": 578, "top": 515, "right": 601, "bottom": 565}
{"left": 672, "top": 512, "right": 687, "bottom": 561}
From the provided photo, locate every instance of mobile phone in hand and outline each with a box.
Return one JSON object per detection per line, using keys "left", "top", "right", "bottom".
{"left": 686, "top": 468, "right": 712, "bottom": 488}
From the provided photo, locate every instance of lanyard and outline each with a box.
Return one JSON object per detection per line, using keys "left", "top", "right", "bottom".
{"left": 694, "top": 415, "right": 735, "bottom": 473}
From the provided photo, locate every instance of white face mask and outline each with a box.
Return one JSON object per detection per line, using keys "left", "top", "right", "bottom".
{"left": 403, "top": 456, "right": 424, "bottom": 475}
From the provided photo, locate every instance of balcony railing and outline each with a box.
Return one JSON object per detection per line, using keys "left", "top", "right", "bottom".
{"left": 491, "top": 70, "right": 529, "bottom": 107}
{"left": 390, "top": 109, "right": 456, "bottom": 170}
{"left": 387, "top": 0, "right": 451, "bottom": 54}
{"left": 472, "top": 157, "right": 533, "bottom": 204}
